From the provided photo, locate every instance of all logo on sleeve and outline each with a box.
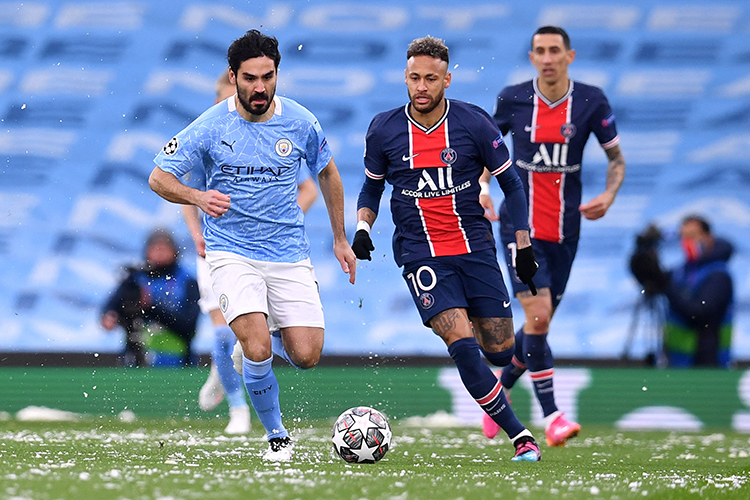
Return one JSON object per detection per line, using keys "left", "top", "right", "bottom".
{"left": 162, "top": 137, "right": 179, "bottom": 156}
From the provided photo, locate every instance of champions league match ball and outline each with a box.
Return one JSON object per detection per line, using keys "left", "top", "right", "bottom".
{"left": 332, "top": 406, "right": 392, "bottom": 463}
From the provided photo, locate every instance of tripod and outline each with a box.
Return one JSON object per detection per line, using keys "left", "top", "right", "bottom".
{"left": 621, "top": 293, "right": 666, "bottom": 366}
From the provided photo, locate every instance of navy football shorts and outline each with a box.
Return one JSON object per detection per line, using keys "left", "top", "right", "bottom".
{"left": 401, "top": 248, "right": 512, "bottom": 327}
{"left": 499, "top": 233, "right": 579, "bottom": 309}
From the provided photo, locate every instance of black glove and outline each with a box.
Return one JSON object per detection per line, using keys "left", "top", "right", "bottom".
{"left": 515, "top": 245, "right": 538, "bottom": 296}
{"left": 351, "top": 229, "right": 374, "bottom": 260}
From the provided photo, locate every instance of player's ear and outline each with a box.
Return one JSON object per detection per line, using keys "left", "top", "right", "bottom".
{"left": 228, "top": 68, "right": 237, "bottom": 85}
{"left": 444, "top": 71, "right": 451, "bottom": 89}
{"left": 566, "top": 49, "right": 576, "bottom": 64}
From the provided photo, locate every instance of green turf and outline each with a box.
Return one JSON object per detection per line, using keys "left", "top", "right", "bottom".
{"left": 1, "top": 418, "right": 748, "bottom": 499}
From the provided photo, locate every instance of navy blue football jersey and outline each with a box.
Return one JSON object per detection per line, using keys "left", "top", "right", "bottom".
{"left": 364, "top": 99, "right": 512, "bottom": 267}
{"left": 494, "top": 79, "right": 619, "bottom": 243}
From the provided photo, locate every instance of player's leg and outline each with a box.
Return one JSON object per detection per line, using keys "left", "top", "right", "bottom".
{"left": 403, "top": 255, "right": 539, "bottom": 461}
{"left": 536, "top": 238, "right": 581, "bottom": 446}
{"left": 520, "top": 239, "right": 580, "bottom": 447}
{"left": 209, "top": 309, "right": 252, "bottom": 434}
{"left": 438, "top": 310, "right": 539, "bottom": 462}
{"left": 196, "top": 256, "right": 227, "bottom": 410}
{"left": 206, "top": 251, "right": 290, "bottom": 459}
{"left": 266, "top": 258, "right": 326, "bottom": 370}
{"left": 498, "top": 239, "right": 554, "bottom": 393}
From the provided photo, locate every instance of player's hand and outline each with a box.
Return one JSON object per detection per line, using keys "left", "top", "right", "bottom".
{"left": 198, "top": 190, "right": 231, "bottom": 218}
{"left": 334, "top": 238, "right": 357, "bottom": 284}
{"left": 579, "top": 192, "right": 615, "bottom": 221}
{"left": 480, "top": 193, "right": 499, "bottom": 221}
{"left": 515, "top": 245, "right": 538, "bottom": 296}
{"left": 351, "top": 229, "right": 374, "bottom": 261}
{"left": 194, "top": 235, "right": 206, "bottom": 258}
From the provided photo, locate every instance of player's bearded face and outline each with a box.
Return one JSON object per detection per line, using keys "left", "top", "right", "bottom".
{"left": 405, "top": 55, "right": 450, "bottom": 115}
{"left": 234, "top": 57, "right": 278, "bottom": 116}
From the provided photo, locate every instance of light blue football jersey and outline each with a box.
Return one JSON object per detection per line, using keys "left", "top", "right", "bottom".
{"left": 155, "top": 95, "right": 331, "bottom": 263}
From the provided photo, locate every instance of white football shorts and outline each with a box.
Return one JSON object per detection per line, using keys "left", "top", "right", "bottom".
{"left": 205, "top": 250, "right": 325, "bottom": 330}
{"left": 196, "top": 255, "right": 219, "bottom": 314}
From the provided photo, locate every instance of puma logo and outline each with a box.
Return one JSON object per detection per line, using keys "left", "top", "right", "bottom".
{"left": 221, "top": 140, "right": 236, "bottom": 152}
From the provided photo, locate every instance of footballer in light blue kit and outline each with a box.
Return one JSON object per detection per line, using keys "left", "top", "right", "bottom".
{"left": 150, "top": 30, "right": 356, "bottom": 461}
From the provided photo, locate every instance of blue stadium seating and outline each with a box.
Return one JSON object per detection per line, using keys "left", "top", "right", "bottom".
{"left": 1, "top": 0, "right": 748, "bottom": 361}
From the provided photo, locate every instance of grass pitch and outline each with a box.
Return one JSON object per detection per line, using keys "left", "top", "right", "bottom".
{"left": 1, "top": 418, "right": 749, "bottom": 500}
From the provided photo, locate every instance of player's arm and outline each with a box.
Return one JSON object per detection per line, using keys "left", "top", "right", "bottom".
{"left": 579, "top": 144, "right": 626, "bottom": 220}
{"left": 495, "top": 165, "right": 538, "bottom": 295}
{"left": 181, "top": 205, "right": 205, "bottom": 258}
{"left": 296, "top": 177, "right": 318, "bottom": 214}
{"left": 352, "top": 118, "right": 388, "bottom": 261}
{"left": 149, "top": 167, "right": 230, "bottom": 218}
{"left": 478, "top": 168, "right": 498, "bottom": 221}
{"left": 317, "top": 158, "right": 357, "bottom": 284}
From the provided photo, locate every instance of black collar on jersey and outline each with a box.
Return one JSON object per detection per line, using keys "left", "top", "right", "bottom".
{"left": 403, "top": 98, "right": 450, "bottom": 134}
{"left": 532, "top": 77, "right": 574, "bottom": 108}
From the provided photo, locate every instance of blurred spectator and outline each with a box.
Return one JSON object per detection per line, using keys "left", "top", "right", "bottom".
{"left": 630, "top": 215, "right": 734, "bottom": 368}
{"left": 101, "top": 229, "right": 200, "bottom": 367}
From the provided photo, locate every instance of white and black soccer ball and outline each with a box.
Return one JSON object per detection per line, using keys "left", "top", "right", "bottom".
{"left": 332, "top": 406, "right": 392, "bottom": 464}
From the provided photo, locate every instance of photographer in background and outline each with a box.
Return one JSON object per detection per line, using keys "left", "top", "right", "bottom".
{"left": 630, "top": 215, "right": 734, "bottom": 368}
{"left": 101, "top": 229, "right": 200, "bottom": 367}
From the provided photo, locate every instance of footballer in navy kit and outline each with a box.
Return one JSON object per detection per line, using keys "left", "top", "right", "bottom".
{"left": 149, "top": 30, "right": 356, "bottom": 462}
{"left": 352, "top": 35, "right": 542, "bottom": 462}
{"left": 480, "top": 26, "right": 626, "bottom": 447}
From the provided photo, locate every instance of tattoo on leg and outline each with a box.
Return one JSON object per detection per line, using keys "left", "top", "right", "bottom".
{"left": 473, "top": 317, "right": 514, "bottom": 351}
{"left": 430, "top": 309, "right": 462, "bottom": 337}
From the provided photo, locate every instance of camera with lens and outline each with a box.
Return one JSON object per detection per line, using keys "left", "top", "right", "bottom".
{"left": 629, "top": 224, "right": 668, "bottom": 297}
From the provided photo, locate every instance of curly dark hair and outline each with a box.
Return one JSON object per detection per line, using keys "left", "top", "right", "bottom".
{"left": 406, "top": 36, "right": 449, "bottom": 64}
{"left": 227, "top": 29, "right": 281, "bottom": 74}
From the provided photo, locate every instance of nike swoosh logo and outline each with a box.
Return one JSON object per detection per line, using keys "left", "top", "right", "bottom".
{"left": 503, "top": 301, "right": 511, "bottom": 308}
{"left": 524, "top": 125, "right": 540, "bottom": 132}
{"left": 402, "top": 153, "right": 420, "bottom": 162}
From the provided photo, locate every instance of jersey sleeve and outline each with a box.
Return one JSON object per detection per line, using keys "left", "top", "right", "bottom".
{"left": 474, "top": 107, "right": 512, "bottom": 176}
{"left": 589, "top": 89, "right": 619, "bottom": 150}
{"left": 303, "top": 117, "right": 333, "bottom": 176}
{"left": 363, "top": 115, "right": 388, "bottom": 182}
{"left": 357, "top": 115, "right": 389, "bottom": 214}
{"left": 492, "top": 87, "right": 513, "bottom": 136}
{"left": 154, "top": 120, "right": 211, "bottom": 179}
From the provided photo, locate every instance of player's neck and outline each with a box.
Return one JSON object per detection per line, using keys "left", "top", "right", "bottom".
{"left": 235, "top": 95, "right": 276, "bottom": 123}
{"left": 536, "top": 77, "right": 570, "bottom": 103}
{"left": 408, "top": 99, "right": 447, "bottom": 129}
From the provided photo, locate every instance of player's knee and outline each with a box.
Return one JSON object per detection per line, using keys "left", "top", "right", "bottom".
{"left": 525, "top": 308, "right": 552, "bottom": 332}
{"left": 240, "top": 340, "right": 272, "bottom": 361}
{"left": 291, "top": 353, "right": 318, "bottom": 370}
{"left": 289, "top": 347, "right": 320, "bottom": 370}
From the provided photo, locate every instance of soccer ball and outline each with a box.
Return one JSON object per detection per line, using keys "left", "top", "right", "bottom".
{"left": 331, "top": 406, "right": 392, "bottom": 463}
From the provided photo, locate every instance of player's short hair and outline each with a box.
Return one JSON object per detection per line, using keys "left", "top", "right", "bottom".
{"left": 227, "top": 29, "right": 281, "bottom": 74}
{"left": 532, "top": 26, "right": 571, "bottom": 50}
{"left": 407, "top": 36, "right": 449, "bottom": 64}
{"left": 682, "top": 214, "right": 712, "bottom": 235}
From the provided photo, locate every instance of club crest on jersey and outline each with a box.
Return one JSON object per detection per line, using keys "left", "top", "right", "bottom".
{"left": 275, "top": 138, "right": 293, "bottom": 157}
{"left": 162, "top": 137, "right": 178, "bottom": 156}
{"left": 560, "top": 123, "right": 577, "bottom": 139}
{"left": 219, "top": 294, "right": 228, "bottom": 313}
{"left": 440, "top": 147, "right": 457, "bottom": 165}
{"left": 419, "top": 292, "right": 435, "bottom": 309}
